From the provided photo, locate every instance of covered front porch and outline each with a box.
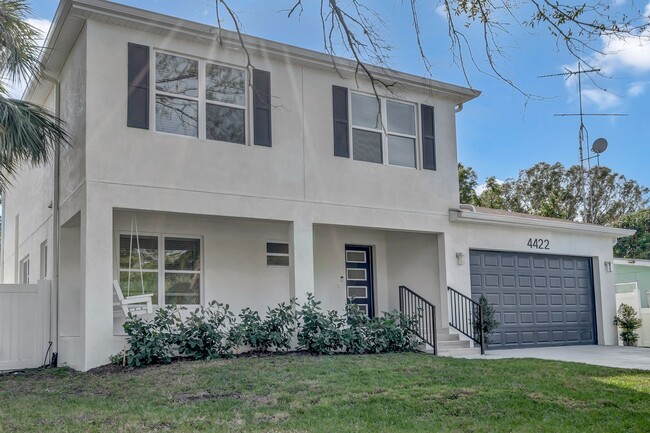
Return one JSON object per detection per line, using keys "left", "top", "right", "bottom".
{"left": 111, "top": 210, "right": 448, "bottom": 337}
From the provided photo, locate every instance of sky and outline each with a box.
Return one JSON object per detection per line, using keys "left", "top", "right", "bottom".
{"left": 29, "top": 0, "right": 650, "bottom": 189}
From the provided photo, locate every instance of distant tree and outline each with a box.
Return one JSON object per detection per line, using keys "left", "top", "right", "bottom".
{"left": 613, "top": 209, "right": 650, "bottom": 259}
{"left": 478, "top": 176, "right": 505, "bottom": 210}
{"left": 458, "top": 162, "right": 478, "bottom": 205}
{"left": 458, "top": 162, "right": 649, "bottom": 225}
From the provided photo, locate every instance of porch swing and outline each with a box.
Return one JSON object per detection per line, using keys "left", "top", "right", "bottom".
{"left": 113, "top": 214, "right": 154, "bottom": 316}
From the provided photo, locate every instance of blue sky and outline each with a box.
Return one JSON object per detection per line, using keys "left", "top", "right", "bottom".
{"left": 31, "top": 0, "right": 650, "bottom": 189}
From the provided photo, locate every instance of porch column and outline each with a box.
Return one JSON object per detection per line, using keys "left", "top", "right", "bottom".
{"left": 82, "top": 189, "right": 114, "bottom": 371}
{"left": 290, "top": 218, "right": 315, "bottom": 304}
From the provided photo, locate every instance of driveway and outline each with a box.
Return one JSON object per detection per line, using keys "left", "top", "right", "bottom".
{"left": 463, "top": 345, "right": 650, "bottom": 370}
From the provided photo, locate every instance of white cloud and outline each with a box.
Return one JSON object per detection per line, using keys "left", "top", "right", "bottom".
{"left": 613, "top": 0, "right": 626, "bottom": 6}
{"left": 628, "top": 81, "right": 647, "bottom": 96}
{"left": 435, "top": 2, "right": 448, "bottom": 19}
{"left": 581, "top": 88, "right": 622, "bottom": 109}
{"left": 6, "top": 18, "right": 51, "bottom": 98}
{"left": 598, "top": 2, "right": 650, "bottom": 75}
{"left": 475, "top": 179, "right": 503, "bottom": 195}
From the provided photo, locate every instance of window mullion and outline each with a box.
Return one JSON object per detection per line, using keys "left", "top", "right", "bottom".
{"left": 380, "top": 98, "right": 388, "bottom": 165}
{"left": 199, "top": 59, "right": 205, "bottom": 141}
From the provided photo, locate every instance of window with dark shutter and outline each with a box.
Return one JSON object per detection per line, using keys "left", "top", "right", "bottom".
{"left": 421, "top": 104, "right": 436, "bottom": 170}
{"left": 332, "top": 85, "right": 350, "bottom": 157}
{"left": 127, "top": 43, "right": 150, "bottom": 129}
{"left": 253, "top": 69, "right": 272, "bottom": 146}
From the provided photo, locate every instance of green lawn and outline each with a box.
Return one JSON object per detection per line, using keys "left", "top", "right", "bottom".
{"left": 1, "top": 353, "right": 649, "bottom": 432}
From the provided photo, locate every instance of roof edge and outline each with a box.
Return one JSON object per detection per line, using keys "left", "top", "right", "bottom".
{"left": 28, "top": 0, "right": 481, "bottom": 103}
{"left": 449, "top": 208, "right": 636, "bottom": 238}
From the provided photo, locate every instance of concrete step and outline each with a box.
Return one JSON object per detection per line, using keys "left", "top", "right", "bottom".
{"left": 437, "top": 339, "right": 471, "bottom": 349}
{"left": 436, "top": 333, "right": 460, "bottom": 342}
{"left": 435, "top": 347, "right": 482, "bottom": 357}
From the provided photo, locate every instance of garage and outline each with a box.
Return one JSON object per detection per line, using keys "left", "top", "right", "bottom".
{"left": 470, "top": 250, "right": 596, "bottom": 349}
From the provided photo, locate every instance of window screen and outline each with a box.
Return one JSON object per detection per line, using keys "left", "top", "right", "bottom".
{"left": 267, "top": 242, "right": 289, "bottom": 266}
{"left": 352, "top": 129, "right": 382, "bottom": 164}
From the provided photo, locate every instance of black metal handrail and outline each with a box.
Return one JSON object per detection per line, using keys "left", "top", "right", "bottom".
{"left": 447, "top": 286, "right": 485, "bottom": 355}
{"left": 399, "top": 285, "right": 437, "bottom": 355}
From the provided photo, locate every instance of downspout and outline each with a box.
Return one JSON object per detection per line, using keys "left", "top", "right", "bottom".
{"left": 42, "top": 73, "right": 61, "bottom": 365}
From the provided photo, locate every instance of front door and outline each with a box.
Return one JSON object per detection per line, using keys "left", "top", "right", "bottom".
{"left": 345, "top": 245, "right": 374, "bottom": 317}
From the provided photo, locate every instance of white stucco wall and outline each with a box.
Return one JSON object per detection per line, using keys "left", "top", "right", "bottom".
{"left": 82, "top": 19, "right": 461, "bottom": 217}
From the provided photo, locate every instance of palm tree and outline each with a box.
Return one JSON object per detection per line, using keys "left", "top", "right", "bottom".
{"left": 0, "top": 0, "right": 67, "bottom": 189}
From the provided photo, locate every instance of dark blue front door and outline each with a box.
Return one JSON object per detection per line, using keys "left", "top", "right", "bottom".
{"left": 345, "top": 245, "right": 374, "bottom": 317}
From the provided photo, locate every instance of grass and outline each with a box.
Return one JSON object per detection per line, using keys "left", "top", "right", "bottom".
{"left": 1, "top": 353, "right": 650, "bottom": 432}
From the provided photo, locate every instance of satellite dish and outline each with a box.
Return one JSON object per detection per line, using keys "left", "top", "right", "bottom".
{"left": 592, "top": 138, "right": 608, "bottom": 154}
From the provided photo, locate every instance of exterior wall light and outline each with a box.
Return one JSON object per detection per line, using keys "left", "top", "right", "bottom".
{"left": 456, "top": 252, "right": 464, "bottom": 265}
{"left": 604, "top": 261, "right": 612, "bottom": 272}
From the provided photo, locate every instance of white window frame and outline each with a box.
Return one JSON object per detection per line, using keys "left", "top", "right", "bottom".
{"left": 348, "top": 91, "right": 420, "bottom": 169}
{"left": 40, "top": 241, "right": 47, "bottom": 280}
{"left": 19, "top": 255, "right": 30, "bottom": 284}
{"left": 117, "top": 231, "right": 204, "bottom": 307}
{"left": 151, "top": 49, "right": 250, "bottom": 145}
{"left": 266, "top": 241, "right": 290, "bottom": 267}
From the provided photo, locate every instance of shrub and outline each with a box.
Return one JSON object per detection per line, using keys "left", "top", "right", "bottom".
{"left": 123, "top": 306, "right": 179, "bottom": 367}
{"left": 373, "top": 310, "right": 421, "bottom": 353}
{"left": 342, "top": 304, "right": 421, "bottom": 354}
{"left": 297, "top": 294, "right": 344, "bottom": 354}
{"left": 474, "top": 294, "right": 500, "bottom": 345}
{"left": 176, "top": 301, "right": 239, "bottom": 360}
{"left": 614, "top": 303, "right": 643, "bottom": 346}
{"left": 238, "top": 301, "right": 297, "bottom": 352}
{"left": 341, "top": 303, "right": 371, "bottom": 354}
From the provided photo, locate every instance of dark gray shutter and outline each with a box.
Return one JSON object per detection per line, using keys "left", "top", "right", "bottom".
{"left": 332, "top": 85, "right": 349, "bottom": 157}
{"left": 127, "top": 43, "right": 150, "bottom": 129}
{"left": 421, "top": 104, "right": 436, "bottom": 170}
{"left": 253, "top": 69, "right": 272, "bottom": 146}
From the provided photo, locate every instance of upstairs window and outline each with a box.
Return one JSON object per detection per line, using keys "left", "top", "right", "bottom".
{"left": 205, "top": 64, "right": 246, "bottom": 144}
{"left": 155, "top": 53, "right": 199, "bottom": 137}
{"left": 350, "top": 92, "right": 417, "bottom": 168}
{"left": 154, "top": 52, "right": 246, "bottom": 144}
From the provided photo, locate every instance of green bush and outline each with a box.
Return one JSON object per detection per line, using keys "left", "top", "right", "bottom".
{"left": 297, "top": 294, "right": 344, "bottom": 355}
{"left": 121, "top": 294, "right": 426, "bottom": 367}
{"left": 238, "top": 301, "right": 297, "bottom": 352}
{"left": 123, "top": 306, "right": 179, "bottom": 367}
{"left": 341, "top": 303, "right": 421, "bottom": 354}
{"left": 614, "top": 303, "right": 643, "bottom": 346}
{"left": 474, "top": 294, "right": 500, "bottom": 345}
{"left": 176, "top": 301, "right": 239, "bottom": 360}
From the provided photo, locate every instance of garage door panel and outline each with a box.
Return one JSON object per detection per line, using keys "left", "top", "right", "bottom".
{"left": 470, "top": 250, "right": 596, "bottom": 349}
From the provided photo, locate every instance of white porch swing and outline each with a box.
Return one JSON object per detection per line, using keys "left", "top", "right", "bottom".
{"left": 113, "top": 214, "right": 154, "bottom": 316}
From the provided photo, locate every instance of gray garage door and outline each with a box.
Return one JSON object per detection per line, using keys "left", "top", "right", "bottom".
{"left": 470, "top": 250, "right": 596, "bottom": 349}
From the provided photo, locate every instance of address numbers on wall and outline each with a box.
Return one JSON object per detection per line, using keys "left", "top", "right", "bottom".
{"left": 527, "top": 238, "right": 550, "bottom": 250}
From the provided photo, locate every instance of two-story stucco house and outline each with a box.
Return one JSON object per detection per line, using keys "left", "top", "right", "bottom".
{"left": 0, "top": 0, "right": 634, "bottom": 371}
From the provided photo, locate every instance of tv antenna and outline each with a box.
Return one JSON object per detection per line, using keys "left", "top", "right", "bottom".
{"left": 539, "top": 62, "right": 628, "bottom": 223}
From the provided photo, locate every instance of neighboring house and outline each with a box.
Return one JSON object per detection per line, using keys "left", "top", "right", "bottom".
{"left": 614, "top": 259, "right": 650, "bottom": 346}
{"left": 0, "top": 0, "right": 633, "bottom": 371}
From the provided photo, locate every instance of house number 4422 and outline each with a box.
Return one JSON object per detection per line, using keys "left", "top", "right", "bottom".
{"left": 527, "top": 238, "right": 550, "bottom": 250}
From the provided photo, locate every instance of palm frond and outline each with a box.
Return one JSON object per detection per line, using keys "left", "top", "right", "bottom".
{"left": 0, "top": 0, "right": 43, "bottom": 87}
{"left": 0, "top": 95, "right": 68, "bottom": 190}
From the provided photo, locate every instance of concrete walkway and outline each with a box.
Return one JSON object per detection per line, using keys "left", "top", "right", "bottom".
{"left": 462, "top": 345, "right": 650, "bottom": 370}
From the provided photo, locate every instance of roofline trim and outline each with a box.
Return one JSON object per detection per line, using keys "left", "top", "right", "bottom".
{"left": 28, "top": 0, "right": 480, "bottom": 103}
{"left": 449, "top": 208, "right": 636, "bottom": 238}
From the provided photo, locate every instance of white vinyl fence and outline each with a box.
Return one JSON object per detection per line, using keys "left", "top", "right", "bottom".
{"left": 0, "top": 280, "right": 51, "bottom": 370}
{"left": 615, "top": 282, "right": 650, "bottom": 347}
